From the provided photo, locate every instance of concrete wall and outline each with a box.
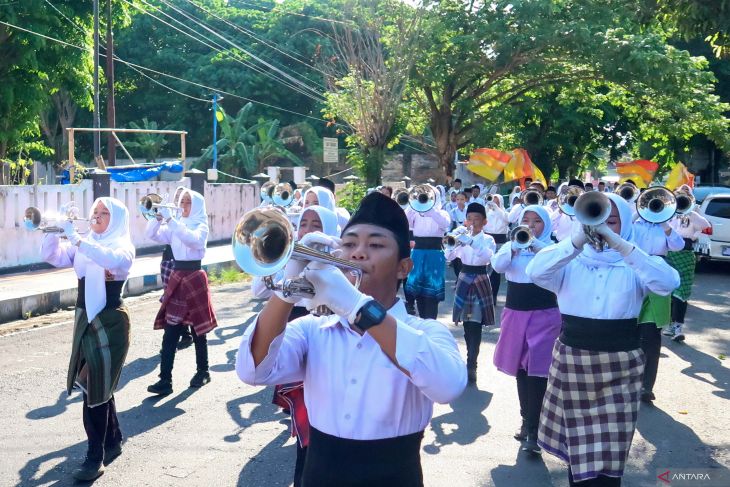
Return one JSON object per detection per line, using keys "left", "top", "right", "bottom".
{"left": 0, "top": 180, "right": 257, "bottom": 270}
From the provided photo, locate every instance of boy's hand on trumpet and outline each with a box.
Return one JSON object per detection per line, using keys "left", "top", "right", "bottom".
{"left": 303, "top": 262, "right": 371, "bottom": 325}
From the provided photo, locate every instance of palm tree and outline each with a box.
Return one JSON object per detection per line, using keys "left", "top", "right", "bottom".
{"left": 126, "top": 118, "right": 169, "bottom": 163}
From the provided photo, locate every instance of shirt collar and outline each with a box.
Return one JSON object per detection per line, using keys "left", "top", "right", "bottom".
{"left": 321, "top": 298, "right": 407, "bottom": 329}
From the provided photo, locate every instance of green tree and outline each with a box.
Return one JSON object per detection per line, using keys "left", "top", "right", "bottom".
{"left": 126, "top": 118, "right": 169, "bottom": 163}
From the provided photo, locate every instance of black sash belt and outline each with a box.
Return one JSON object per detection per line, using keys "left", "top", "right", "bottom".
{"left": 505, "top": 281, "right": 558, "bottom": 311}
{"left": 487, "top": 233, "right": 508, "bottom": 244}
{"left": 76, "top": 278, "right": 124, "bottom": 310}
{"left": 559, "top": 314, "right": 639, "bottom": 352}
{"left": 413, "top": 237, "right": 443, "bottom": 250}
{"left": 173, "top": 260, "right": 202, "bottom": 271}
{"left": 161, "top": 244, "right": 174, "bottom": 262}
{"left": 683, "top": 238, "right": 695, "bottom": 251}
{"left": 461, "top": 264, "right": 488, "bottom": 275}
{"left": 302, "top": 427, "right": 424, "bottom": 487}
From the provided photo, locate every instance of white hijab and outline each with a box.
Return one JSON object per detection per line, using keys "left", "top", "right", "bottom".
{"left": 296, "top": 205, "right": 339, "bottom": 238}
{"left": 518, "top": 204, "right": 553, "bottom": 256}
{"left": 303, "top": 187, "right": 336, "bottom": 213}
{"left": 83, "top": 197, "right": 135, "bottom": 321}
{"left": 576, "top": 193, "right": 633, "bottom": 267}
{"left": 180, "top": 189, "right": 209, "bottom": 231}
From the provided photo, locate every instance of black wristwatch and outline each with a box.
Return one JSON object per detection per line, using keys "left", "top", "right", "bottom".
{"left": 354, "top": 299, "right": 387, "bottom": 331}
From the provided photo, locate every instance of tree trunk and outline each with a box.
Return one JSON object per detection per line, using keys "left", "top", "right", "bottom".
{"left": 363, "top": 145, "right": 385, "bottom": 187}
{"left": 430, "top": 109, "right": 457, "bottom": 179}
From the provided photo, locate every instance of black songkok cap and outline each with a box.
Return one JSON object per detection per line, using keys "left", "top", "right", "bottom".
{"left": 342, "top": 192, "right": 410, "bottom": 259}
{"left": 317, "top": 177, "right": 336, "bottom": 194}
{"left": 466, "top": 202, "right": 486, "bottom": 217}
{"left": 568, "top": 178, "right": 585, "bottom": 190}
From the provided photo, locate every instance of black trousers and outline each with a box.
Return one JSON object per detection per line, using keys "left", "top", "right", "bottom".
{"left": 160, "top": 324, "right": 208, "bottom": 382}
{"left": 415, "top": 297, "right": 439, "bottom": 320}
{"left": 452, "top": 258, "right": 462, "bottom": 279}
{"left": 294, "top": 443, "right": 307, "bottom": 487}
{"left": 639, "top": 323, "right": 661, "bottom": 392}
{"left": 463, "top": 321, "right": 482, "bottom": 369}
{"left": 515, "top": 370, "right": 547, "bottom": 432}
{"left": 82, "top": 393, "right": 122, "bottom": 462}
{"left": 568, "top": 467, "right": 621, "bottom": 486}
{"left": 489, "top": 270, "right": 501, "bottom": 303}
{"left": 671, "top": 297, "right": 689, "bottom": 324}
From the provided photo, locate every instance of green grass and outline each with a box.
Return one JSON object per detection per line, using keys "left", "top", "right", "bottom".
{"left": 208, "top": 267, "right": 249, "bottom": 286}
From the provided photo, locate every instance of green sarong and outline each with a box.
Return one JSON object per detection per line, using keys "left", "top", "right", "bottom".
{"left": 68, "top": 306, "right": 130, "bottom": 407}
{"left": 665, "top": 250, "right": 695, "bottom": 302}
{"left": 638, "top": 292, "right": 671, "bottom": 328}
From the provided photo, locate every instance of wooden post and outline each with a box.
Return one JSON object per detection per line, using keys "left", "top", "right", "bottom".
{"left": 180, "top": 132, "right": 186, "bottom": 162}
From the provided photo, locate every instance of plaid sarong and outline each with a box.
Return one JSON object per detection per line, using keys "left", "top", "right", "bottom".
{"left": 154, "top": 270, "right": 218, "bottom": 336}
{"left": 453, "top": 270, "right": 495, "bottom": 327}
{"left": 666, "top": 250, "right": 695, "bottom": 302}
{"left": 68, "top": 306, "right": 130, "bottom": 408}
{"left": 538, "top": 340, "right": 644, "bottom": 482}
{"left": 160, "top": 258, "right": 174, "bottom": 287}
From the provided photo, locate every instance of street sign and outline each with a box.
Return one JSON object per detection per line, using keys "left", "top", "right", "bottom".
{"left": 323, "top": 137, "right": 339, "bottom": 163}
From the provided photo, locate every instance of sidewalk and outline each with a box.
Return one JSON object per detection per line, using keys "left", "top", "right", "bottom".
{"left": 0, "top": 244, "right": 236, "bottom": 324}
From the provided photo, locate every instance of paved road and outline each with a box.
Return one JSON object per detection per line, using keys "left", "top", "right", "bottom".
{"left": 0, "top": 262, "right": 728, "bottom": 486}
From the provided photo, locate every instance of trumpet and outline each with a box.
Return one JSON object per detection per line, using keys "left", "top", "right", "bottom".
{"left": 557, "top": 185, "right": 584, "bottom": 216}
{"left": 409, "top": 184, "right": 437, "bottom": 213}
{"left": 674, "top": 189, "right": 695, "bottom": 216}
{"left": 615, "top": 183, "right": 639, "bottom": 203}
{"left": 637, "top": 186, "right": 677, "bottom": 223}
{"left": 521, "top": 189, "right": 544, "bottom": 207}
{"left": 573, "top": 191, "right": 612, "bottom": 251}
{"left": 138, "top": 193, "right": 182, "bottom": 221}
{"left": 260, "top": 181, "right": 276, "bottom": 204}
{"left": 510, "top": 225, "right": 534, "bottom": 250}
{"left": 393, "top": 188, "right": 410, "bottom": 210}
{"left": 23, "top": 205, "right": 89, "bottom": 233}
{"left": 443, "top": 227, "right": 471, "bottom": 251}
{"left": 272, "top": 182, "right": 295, "bottom": 207}
{"left": 232, "top": 207, "right": 363, "bottom": 312}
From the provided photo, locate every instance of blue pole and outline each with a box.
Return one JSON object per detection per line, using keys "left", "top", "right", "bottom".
{"left": 212, "top": 93, "right": 218, "bottom": 170}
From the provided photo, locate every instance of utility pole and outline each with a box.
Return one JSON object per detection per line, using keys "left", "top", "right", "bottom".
{"left": 212, "top": 93, "right": 223, "bottom": 170}
{"left": 93, "top": 0, "right": 101, "bottom": 159}
{"left": 106, "top": 0, "right": 116, "bottom": 166}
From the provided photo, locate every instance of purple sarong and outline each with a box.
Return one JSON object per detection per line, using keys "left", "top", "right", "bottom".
{"left": 493, "top": 307, "right": 561, "bottom": 377}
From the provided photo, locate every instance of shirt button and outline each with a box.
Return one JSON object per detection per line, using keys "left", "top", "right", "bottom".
{"left": 356, "top": 343, "right": 362, "bottom": 349}
{"left": 344, "top": 414, "right": 351, "bottom": 420}
{"left": 351, "top": 379, "right": 357, "bottom": 384}
{"left": 595, "top": 296, "right": 600, "bottom": 300}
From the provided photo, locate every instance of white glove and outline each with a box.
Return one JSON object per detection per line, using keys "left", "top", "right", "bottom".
{"left": 61, "top": 220, "right": 81, "bottom": 245}
{"left": 456, "top": 233, "right": 472, "bottom": 245}
{"left": 303, "top": 263, "right": 372, "bottom": 324}
{"left": 298, "top": 231, "right": 341, "bottom": 252}
{"left": 529, "top": 238, "right": 549, "bottom": 252}
{"left": 275, "top": 258, "right": 308, "bottom": 304}
{"left": 593, "top": 223, "right": 634, "bottom": 256}
{"left": 158, "top": 206, "right": 173, "bottom": 220}
{"left": 570, "top": 221, "right": 587, "bottom": 250}
{"left": 487, "top": 201, "right": 497, "bottom": 210}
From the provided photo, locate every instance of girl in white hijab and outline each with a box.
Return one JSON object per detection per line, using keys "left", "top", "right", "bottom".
{"left": 526, "top": 193, "right": 679, "bottom": 486}
{"left": 147, "top": 189, "right": 218, "bottom": 396}
{"left": 41, "top": 197, "right": 134, "bottom": 481}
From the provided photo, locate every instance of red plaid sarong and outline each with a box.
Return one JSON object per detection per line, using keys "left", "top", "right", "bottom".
{"left": 274, "top": 382, "right": 310, "bottom": 447}
{"left": 154, "top": 270, "right": 217, "bottom": 335}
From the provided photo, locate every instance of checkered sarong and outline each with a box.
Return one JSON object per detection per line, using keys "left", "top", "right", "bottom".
{"left": 154, "top": 270, "right": 218, "bottom": 336}
{"left": 453, "top": 270, "right": 495, "bottom": 327}
{"left": 538, "top": 340, "right": 644, "bottom": 482}
{"left": 666, "top": 250, "right": 695, "bottom": 302}
{"left": 160, "top": 258, "right": 174, "bottom": 287}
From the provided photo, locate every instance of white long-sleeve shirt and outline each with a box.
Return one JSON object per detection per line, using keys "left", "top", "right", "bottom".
{"left": 445, "top": 231, "right": 496, "bottom": 266}
{"left": 450, "top": 206, "right": 467, "bottom": 228}
{"left": 236, "top": 299, "right": 466, "bottom": 440}
{"left": 484, "top": 206, "right": 509, "bottom": 235}
{"left": 632, "top": 220, "right": 684, "bottom": 256}
{"left": 146, "top": 217, "right": 208, "bottom": 261}
{"left": 491, "top": 241, "right": 535, "bottom": 283}
{"left": 406, "top": 208, "right": 451, "bottom": 237}
{"left": 669, "top": 211, "right": 710, "bottom": 240}
{"left": 41, "top": 234, "right": 134, "bottom": 281}
{"left": 550, "top": 210, "right": 574, "bottom": 242}
{"left": 525, "top": 239, "right": 680, "bottom": 319}
{"left": 508, "top": 204, "right": 522, "bottom": 224}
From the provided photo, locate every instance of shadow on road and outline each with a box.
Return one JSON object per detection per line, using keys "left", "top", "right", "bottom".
{"left": 489, "top": 450, "right": 556, "bottom": 487}
{"left": 16, "top": 388, "right": 199, "bottom": 487}
{"left": 664, "top": 339, "right": 730, "bottom": 400}
{"left": 424, "top": 386, "right": 492, "bottom": 455}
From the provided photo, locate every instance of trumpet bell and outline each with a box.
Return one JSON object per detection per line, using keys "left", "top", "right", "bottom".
{"left": 637, "top": 186, "right": 677, "bottom": 223}
{"left": 510, "top": 225, "right": 534, "bottom": 250}
{"left": 522, "top": 189, "right": 544, "bottom": 207}
{"left": 574, "top": 191, "right": 612, "bottom": 226}
{"left": 23, "top": 207, "right": 42, "bottom": 231}
{"left": 409, "top": 184, "right": 437, "bottom": 213}
{"left": 394, "top": 188, "right": 410, "bottom": 209}
{"left": 139, "top": 193, "right": 163, "bottom": 220}
{"left": 557, "top": 185, "right": 584, "bottom": 216}
{"left": 232, "top": 207, "right": 295, "bottom": 276}
{"left": 260, "top": 181, "right": 276, "bottom": 204}
{"left": 615, "top": 183, "right": 638, "bottom": 203}
{"left": 674, "top": 190, "right": 695, "bottom": 215}
{"left": 272, "top": 183, "right": 295, "bottom": 207}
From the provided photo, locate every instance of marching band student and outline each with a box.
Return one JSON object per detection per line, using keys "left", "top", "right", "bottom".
{"left": 551, "top": 179, "right": 584, "bottom": 242}
{"left": 443, "top": 189, "right": 458, "bottom": 213}
{"left": 42, "top": 198, "right": 135, "bottom": 481}
{"left": 449, "top": 192, "right": 468, "bottom": 278}
{"left": 632, "top": 214, "right": 684, "bottom": 404}
{"left": 492, "top": 204, "right": 559, "bottom": 454}
{"left": 250, "top": 205, "right": 339, "bottom": 487}
{"left": 405, "top": 188, "right": 451, "bottom": 319}
{"left": 445, "top": 203, "right": 496, "bottom": 384}
{"left": 665, "top": 188, "right": 710, "bottom": 341}
{"left": 484, "top": 194, "right": 509, "bottom": 301}
{"left": 526, "top": 193, "right": 679, "bottom": 486}
{"left": 316, "top": 177, "right": 351, "bottom": 230}
{"left": 237, "top": 192, "right": 466, "bottom": 486}
{"left": 147, "top": 189, "right": 218, "bottom": 395}
{"left": 469, "top": 185, "right": 486, "bottom": 206}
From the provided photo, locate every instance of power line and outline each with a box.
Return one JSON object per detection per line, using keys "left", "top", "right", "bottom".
{"left": 229, "top": 0, "right": 355, "bottom": 26}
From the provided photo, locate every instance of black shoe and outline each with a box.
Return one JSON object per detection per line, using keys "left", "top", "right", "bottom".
{"left": 177, "top": 334, "right": 194, "bottom": 350}
{"left": 640, "top": 389, "right": 655, "bottom": 404}
{"left": 522, "top": 433, "right": 542, "bottom": 454}
{"left": 147, "top": 379, "right": 173, "bottom": 395}
{"left": 72, "top": 457, "right": 104, "bottom": 481}
{"left": 103, "top": 443, "right": 122, "bottom": 466}
{"left": 190, "top": 371, "right": 211, "bottom": 388}
{"left": 514, "top": 419, "right": 528, "bottom": 441}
